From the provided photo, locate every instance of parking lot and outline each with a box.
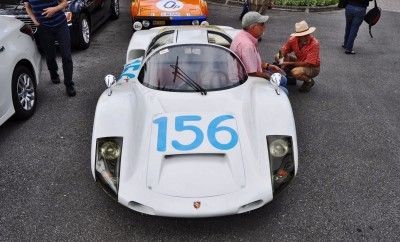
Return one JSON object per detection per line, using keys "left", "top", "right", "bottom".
{"left": 1, "top": 0, "right": 399, "bottom": 240}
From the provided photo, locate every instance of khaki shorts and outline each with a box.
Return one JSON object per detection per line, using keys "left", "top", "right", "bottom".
{"left": 285, "top": 55, "right": 320, "bottom": 79}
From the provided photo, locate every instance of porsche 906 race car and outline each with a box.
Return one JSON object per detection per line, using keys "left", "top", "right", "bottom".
{"left": 131, "top": 0, "right": 208, "bottom": 31}
{"left": 91, "top": 25, "right": 298, "bottom": 217}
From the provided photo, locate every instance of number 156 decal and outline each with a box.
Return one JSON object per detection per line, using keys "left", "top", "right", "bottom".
{"left": 153, "top": 115, "right": 239, "bottom": 152}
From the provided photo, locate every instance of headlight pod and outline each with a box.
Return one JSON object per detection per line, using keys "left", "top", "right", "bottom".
{"left": 95, "top": 137, "right": 123, "bottom": 200}
{"left": 267, "top": 136, "right": 295, "bottom": 196}
{"left": 142, "top": 20, "right": 150, "bottom": 28}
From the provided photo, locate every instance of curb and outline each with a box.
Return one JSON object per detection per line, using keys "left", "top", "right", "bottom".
{"left": 209, "top": 0, "right": 343, "bottom": 12}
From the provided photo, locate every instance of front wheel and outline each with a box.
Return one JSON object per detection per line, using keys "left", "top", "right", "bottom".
{"left": 110, "top": 0, "right": 119, "bottom": 20}
{"left": 73, "top": 13, "right": 90, "bottom": 50}
{"left": 11, "top": 65, "right": 37, "bottom": 120}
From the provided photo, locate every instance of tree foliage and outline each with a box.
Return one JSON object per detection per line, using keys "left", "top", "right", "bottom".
{"left": 274, "top": 0, "right": 339, "bottom": 6}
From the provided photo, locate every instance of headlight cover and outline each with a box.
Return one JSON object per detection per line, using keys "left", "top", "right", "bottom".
{"left": 95, "top": 137, "right": 123, "bottom": 200}
{"left": 267, "top": 135, "right": 295, "bottom": 196}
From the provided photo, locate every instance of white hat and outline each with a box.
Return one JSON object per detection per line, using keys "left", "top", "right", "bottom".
{"left": 290, "top": 20, "right": 316, "bottom": 37}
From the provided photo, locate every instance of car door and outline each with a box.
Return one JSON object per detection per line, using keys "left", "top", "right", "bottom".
{"left": 87, "top": 0, "right": 109, "bottom": 29}
{"left": 0, "top": 45, "right": 9, "bottom": 122}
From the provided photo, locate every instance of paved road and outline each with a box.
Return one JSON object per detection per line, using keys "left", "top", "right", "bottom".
{"left": 0, "top": 1, "right": 399, "bottom": 241}
{"left": 377, "top": 0, "right": 400, "bottom": 12}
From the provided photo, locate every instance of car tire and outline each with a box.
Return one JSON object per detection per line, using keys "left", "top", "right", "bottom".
{"left": 110, "top": 0, "right": 119, "bottom": 20}
{"left": 11, "top": 65, "right": 37, "bottom": 120}
{"left": 74, "top": 13, "right": 90, "bottom": 50}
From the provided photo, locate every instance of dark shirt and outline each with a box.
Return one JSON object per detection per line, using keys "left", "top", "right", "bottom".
{"left": 348, "top": 0, "right": 372, "bottom": 8}
{"left": 23, "top": 0, "right": 66, "bottom": 27}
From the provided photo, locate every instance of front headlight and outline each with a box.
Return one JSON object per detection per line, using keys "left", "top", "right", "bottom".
{"left": 95, "top": 137, "right": 123, "bottom": 200}
{"left": 267, "top": 136, "right": 295, "bottom": 196}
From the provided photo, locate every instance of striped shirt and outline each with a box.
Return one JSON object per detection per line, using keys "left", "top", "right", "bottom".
{"left": 23, "top": 0, "right": 66, "bottom": 27}
{"left": 282, "top": 35, "right": 320, "bottom": 67}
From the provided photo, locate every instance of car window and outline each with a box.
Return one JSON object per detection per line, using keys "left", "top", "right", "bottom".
{"left": 146, "top": 30, "right": 175, "bottom": 56}
{"left": 207, "top": 31, "right": 232, "bottom": 48}
{"left": 138, "top": 44, "right": 248, "bottom": 92}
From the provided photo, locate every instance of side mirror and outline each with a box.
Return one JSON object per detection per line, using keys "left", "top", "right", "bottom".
{"left": 269, "top": 73, "right": 282, "bottom": 95}
{"left": 105, "top": 74, "right": 116, "bottom": 88}
{"left": 104, "top": 74, "right": 116, "bottom": 96}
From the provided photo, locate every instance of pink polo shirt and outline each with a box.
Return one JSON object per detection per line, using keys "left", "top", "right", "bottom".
{"left": 230, "top": 30, "right": 263, "bottom": 74}
{"left": 282, "top": 35, "right": 320, "bottom": 67}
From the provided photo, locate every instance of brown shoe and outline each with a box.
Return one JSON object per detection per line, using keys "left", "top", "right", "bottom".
{"left": 299, "top": 78, "right": 315, "bottom": 93}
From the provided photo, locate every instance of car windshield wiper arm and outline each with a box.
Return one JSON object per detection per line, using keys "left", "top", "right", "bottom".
{"left": 170, "top": 65, "right": 207, "bottom": 95}
{"left": 15, "top": 1, "right": 23, "bottom": 10}
{"left": 171, "top": 56, "right": 179, "bottom": 85}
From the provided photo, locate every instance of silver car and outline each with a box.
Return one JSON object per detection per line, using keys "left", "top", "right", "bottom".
{"left": 0, "top": 16, "right": 41, "bottom": 126}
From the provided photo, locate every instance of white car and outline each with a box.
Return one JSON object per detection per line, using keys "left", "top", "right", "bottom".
{"left": 0, "top": 16, "right": 41, "bottom": 126}
{"left": 91, "top": 25, "right": 298, "bottom": 217}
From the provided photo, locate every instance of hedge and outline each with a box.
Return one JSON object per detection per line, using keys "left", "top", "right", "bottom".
{"left": 274, "top": 0, "right": 339, "bottom": 6}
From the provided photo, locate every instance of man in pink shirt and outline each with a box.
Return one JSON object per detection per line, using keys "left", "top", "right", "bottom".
{"left": 231, "top": 11, "right": 287, "bottom": 92}
{"left": 276, "top": 20, "right": 320, "bottom": 93}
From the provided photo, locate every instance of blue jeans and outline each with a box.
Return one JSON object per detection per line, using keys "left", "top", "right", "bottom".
{"left": 265, "top": 71, "right": 288, "bottom": 95}
{"left": 37, "top": 20, "right": 74, "bottom": 86}
{"left": 239, "top": 0, "right": 250, "bottom": 20}
{"left": 344, "top": 4, "right": 367, "bottom": 51}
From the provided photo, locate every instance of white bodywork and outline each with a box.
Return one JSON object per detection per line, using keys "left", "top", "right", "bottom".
{"left": 0, "top": 16, "right": 41, "bottom": 126}
{"left": 91, "top": 26, "right": 298, "bottom": 217}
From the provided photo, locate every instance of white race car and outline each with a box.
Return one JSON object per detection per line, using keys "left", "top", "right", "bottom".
{"left": 91, "top": 25, "right": 298, "bottom": 217}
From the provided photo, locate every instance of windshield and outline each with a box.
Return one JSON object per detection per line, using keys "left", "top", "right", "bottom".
{"left": 138, "top": 44, "right": 247, "bottom": 92}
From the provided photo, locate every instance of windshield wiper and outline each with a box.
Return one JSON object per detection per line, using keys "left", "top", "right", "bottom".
{"left": 15, "top": 1, "right": 23, "bottom": 10}
{"left": 170, "top": 63, "right": 207, "bottom": 95}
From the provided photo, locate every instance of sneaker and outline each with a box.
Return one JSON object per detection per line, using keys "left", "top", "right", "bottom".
{"left": 66, "top": 85, "right": 76, "bottom": 97}
{"left": 299, "top": 78, "right": 315, "bottom": 93}
{"left": 345, "top": 50, "right": 356, "bottom": 54}
{"left": 51, "top": 77, "right": 61, "bottom": 84}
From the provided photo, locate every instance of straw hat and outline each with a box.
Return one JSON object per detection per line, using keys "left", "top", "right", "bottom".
{"left": 290, "top": 20, "right": 316, "bottom": 37}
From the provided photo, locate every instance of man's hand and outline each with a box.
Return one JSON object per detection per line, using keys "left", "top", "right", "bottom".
{"left": 42, "top": 7, "right": 58, "bottom": 17}
{"left": 268, "top": 64, "right": 283, "bottom": 74}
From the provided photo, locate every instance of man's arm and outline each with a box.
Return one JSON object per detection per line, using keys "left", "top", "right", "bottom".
{"left": 248, "top": 71, "right": 271, "bottom": 80}
{"left": 24, "top": 2, "right": 40, "bottom": 26}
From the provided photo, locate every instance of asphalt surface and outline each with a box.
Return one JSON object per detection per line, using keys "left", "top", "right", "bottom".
{"left": 0, "top": 0, "right": 399, "bottom": 240}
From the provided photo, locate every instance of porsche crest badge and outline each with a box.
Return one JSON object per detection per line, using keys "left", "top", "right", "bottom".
{"left": 193, "top": 201, "right": 201, "bottom": 209}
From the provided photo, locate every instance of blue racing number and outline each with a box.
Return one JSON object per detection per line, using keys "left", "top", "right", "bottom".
{"left": 153, "top": 115, "right": 238, "bottom": 152}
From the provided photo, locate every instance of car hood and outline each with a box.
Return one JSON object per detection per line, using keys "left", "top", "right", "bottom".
{"left": 0, "top": 4, "right": 27, "bottom": 15}
{"left": 93, "top": 76, "right": 295, "bottom": 200}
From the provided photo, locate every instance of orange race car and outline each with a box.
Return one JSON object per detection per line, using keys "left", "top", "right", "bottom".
{"left": 131, "top": 0, "right": 208, "bottom": 31}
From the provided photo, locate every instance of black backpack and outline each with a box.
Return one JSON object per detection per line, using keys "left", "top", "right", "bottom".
{"left": 364, "top": 0, "right": 381, "bottom": 38}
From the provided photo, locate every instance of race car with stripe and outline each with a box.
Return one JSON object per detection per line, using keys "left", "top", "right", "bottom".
{"left": 91, "top": 25, "right": 298, "bottom": 217}
{"left": 131, "top": 0, "right": 208, "bottom": 31}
